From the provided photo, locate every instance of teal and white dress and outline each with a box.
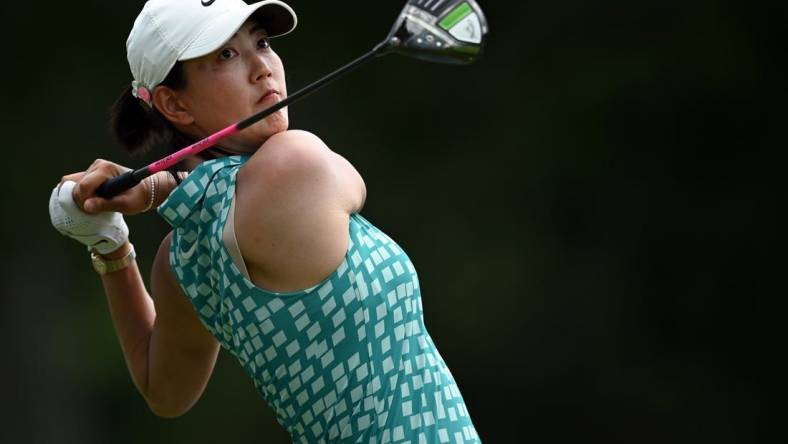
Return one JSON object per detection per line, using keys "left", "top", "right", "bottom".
{"left": 158, "top": 156, "right": 481, "bottom": 443}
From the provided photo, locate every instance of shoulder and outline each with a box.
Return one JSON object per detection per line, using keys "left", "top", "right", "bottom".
{"left": 237, "top": 129, "right": 365, "bottom": 214}
{"left": 235, "top": 129, "right": 333, "bottom": 212}
{"left": 152, "top": 232, "right": 177, "bottom": 287}
{"left": 239, "top": 130, "right": 330, "bottom": 182}
{"left": 151, "top": 232, "right": 203, "bottom": 326}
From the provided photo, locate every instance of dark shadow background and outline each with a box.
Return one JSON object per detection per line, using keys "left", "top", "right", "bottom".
{"left": 0, "top": 0, "right": 782, "bottom": 442}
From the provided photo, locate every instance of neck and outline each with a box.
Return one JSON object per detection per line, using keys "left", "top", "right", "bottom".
{"left": 171, "top": 131, "right": 245, "bottom": 162}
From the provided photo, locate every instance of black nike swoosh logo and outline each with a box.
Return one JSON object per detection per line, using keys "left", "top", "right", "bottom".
{"left": 202, "top": 0, "right": 216, "bottom": 6}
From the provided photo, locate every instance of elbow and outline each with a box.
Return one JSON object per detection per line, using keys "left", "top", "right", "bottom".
{"left": 144, "top": 389, "right": 197, "bottom": 418}
{"left": 146, "top": 399, "right": 191, "bottom": 419}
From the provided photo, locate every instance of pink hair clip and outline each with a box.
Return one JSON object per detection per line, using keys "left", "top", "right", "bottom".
{"left": 131, "top": 80, "right": 153, "bottom": 106}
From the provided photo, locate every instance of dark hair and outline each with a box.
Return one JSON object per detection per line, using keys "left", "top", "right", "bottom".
{"left": 109, "top": 61, "right": 193, "bottom": 156}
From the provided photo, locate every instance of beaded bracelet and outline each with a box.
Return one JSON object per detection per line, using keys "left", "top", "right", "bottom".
{"left": 143, "top": 175, "right": 157, "bottom": 212}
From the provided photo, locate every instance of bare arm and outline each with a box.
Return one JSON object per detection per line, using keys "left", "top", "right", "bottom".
{"left": 61, "top": 159, "right": 219, "bottom": 417}
{"left": 233, "top": 130, "right": 367, "bottom": 289}
{"left": 97, "top": 234, "right": 220, "bottom": 418}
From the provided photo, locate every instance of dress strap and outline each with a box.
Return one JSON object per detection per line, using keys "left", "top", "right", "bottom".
{"left": 222, "top": 192, "right": 251, "bottom": 279}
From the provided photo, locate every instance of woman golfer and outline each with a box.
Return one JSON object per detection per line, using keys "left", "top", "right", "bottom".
{"left": 50, "top": 0, "right": 480, "bottom": 442}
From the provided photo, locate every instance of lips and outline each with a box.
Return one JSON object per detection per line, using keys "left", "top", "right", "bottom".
{"left": 258, "top": 89, "right": 280, "bottom": 104}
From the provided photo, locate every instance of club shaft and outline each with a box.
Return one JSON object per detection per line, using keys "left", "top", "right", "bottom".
{"left": 239, "top": 44, "right": 387, "bottom": 130}
{"left": 96, "top": 43, "right": 389, "bottom": 199}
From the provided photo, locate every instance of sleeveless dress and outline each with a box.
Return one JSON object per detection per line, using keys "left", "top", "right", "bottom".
{"left": 157, "top": 156, "right": 481, "bottom": 444}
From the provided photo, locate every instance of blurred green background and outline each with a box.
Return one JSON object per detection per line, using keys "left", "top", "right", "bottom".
{"left": 1, "top": 0, "right": 781, "bottom": 442}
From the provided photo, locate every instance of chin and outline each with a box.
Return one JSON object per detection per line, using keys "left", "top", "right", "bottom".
{"left": 239, "top": 117, "right": 289, "bottom": 147}
{"left": 260, "top": 116, "right": 290, "bottom": 138}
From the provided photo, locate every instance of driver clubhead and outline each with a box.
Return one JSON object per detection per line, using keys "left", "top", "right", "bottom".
{"left": 383, "top": 0, "right": 489, "bottom": 65}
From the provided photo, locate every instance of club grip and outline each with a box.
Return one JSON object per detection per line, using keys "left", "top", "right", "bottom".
{"left": 96, "top": 170, "right": 143, "bottom": 199}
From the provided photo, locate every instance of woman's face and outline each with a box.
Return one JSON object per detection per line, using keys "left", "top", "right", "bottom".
{"left": 173, "top": 19, "right": 288, "bottom": 153}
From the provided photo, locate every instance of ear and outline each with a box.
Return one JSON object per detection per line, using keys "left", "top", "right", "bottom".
{"left": 152, "top": 86, "right": 194, "bottom": 126}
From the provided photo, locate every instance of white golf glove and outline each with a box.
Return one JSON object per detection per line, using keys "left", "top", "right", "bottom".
{"left": 49, "top": 180, "right": 129, "bottom": 255}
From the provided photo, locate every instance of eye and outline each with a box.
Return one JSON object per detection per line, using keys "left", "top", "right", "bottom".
{"left": 219, "top": 48, "right": 238, "bottom": 60}
{"left": 257, "top": 37, "right": 271, "bottom": 50}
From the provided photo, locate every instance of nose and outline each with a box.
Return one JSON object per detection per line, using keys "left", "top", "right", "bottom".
{"left": 249, "top": 53, "right": 273, "bottom": 83}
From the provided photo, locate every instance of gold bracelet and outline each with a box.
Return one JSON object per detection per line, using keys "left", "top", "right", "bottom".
{"left": 143, "top": 175, "right": 157, "bottom": 212}
{"left": 91, "top": 244, "right": 136, "bottom": 275}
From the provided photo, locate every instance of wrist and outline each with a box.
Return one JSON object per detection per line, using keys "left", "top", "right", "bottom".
{"left": 152, "top": 171, "right": 180, "bottom": 208}
{"left": 97, "top": 240, "right": 132, "bottom": 260}
{"left": 91, "top": 242, "right": 136, "bottom": 275}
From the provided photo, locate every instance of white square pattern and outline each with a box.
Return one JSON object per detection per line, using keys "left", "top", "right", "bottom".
{"left": 159, "top": 156, "right": 480, "bottom": 443}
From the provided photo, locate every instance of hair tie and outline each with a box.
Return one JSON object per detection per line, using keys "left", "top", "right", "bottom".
{"left": 131, "top": 80, "right": 153, "bottom": 107}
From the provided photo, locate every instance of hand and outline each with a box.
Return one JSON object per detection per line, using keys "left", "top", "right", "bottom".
{"left": 49, "top": 180, "right": 129, "bottom": 254}
{"left": 60, "top": 159, "right": 155, "bottom": 215}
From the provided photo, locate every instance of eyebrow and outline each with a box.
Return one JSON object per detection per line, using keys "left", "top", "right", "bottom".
{"left": 229, "top": 24, "right": 268, "bottom": 41}
{"left": 250, "top": 24, "right": 267, "bottom": 35}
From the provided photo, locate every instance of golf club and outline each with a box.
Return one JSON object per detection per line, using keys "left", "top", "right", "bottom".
{"left": 96, "top": 0, "right": 489, "bottom": 198}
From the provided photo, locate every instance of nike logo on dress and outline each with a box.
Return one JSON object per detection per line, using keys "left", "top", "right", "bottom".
{"left": 180, "top": 241, "right": 199, "bottom": 260}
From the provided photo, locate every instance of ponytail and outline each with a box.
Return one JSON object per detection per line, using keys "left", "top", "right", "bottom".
{"left": 108, "top": 61, "right": 188, "bottom": 156}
